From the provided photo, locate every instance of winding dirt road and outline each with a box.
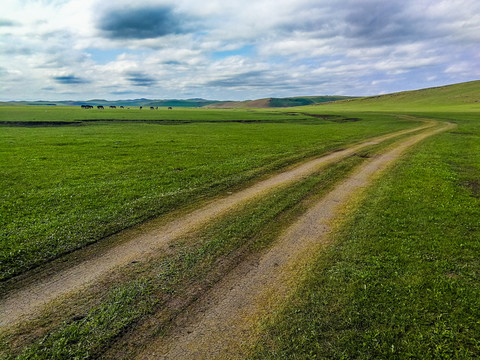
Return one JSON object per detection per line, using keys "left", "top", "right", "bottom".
{"left": 0, "top": 121, "right": 436, "bottom": 329}
{"left": 138, "top": 121, "right": 454, "bottom": 359}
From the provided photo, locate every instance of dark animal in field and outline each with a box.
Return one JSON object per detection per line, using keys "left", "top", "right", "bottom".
{"left": 168, "top": 107, "right": 173, "bottom": 110}
{"left": 156, "top": 107, "right": 158, "bottom": 110}
{"left": 81, "top": 105, "right": 93, "bottom": 109}
{"left": 109, "top": 106, "right": 116, "bottom": 109}
{"left": 120, "top": 106, "right": 124, "bottom": 109}
{"left": 140, "top": 106, "right": 143, "bottom": 110}
{"left": 97, "top": 105, "right": 104, "bottom": 109}
{"left": 150, "top": 106, "right": 155, "bottom": 110}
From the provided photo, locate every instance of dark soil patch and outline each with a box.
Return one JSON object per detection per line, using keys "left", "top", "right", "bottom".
{"left": 330, "top": 117, "right": 361, "bottom": 123}
{"left": 450, "top": 131, "right": 474, "bottom": 135}
{"left": 81, "top": 119, "right": 192, "bottom": 125}
{"left": 0, "top": 121, "right": 81, "bottom": 127}
{"left": 79, "top": 119, "right": 276, "bottom": 125}
{"left": 298, "top": 113, "right": 362, "bottom": 123}
{"left": 298, "top": 113, "right": 341, "bottom": 119}
{"left": 464, "top": 179, "right": 480, "bottom": 198}
{"left": 0, "top": 119, "right": 277, "bottom": 127}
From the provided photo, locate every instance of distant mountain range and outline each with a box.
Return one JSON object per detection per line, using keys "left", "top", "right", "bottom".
{"left": 1, "top": 96, "right": 355, "bottom": 108}
{"left": 1, "top": 98, "right": 224, "bottom": 108}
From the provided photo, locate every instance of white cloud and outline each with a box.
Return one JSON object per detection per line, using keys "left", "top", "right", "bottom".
{"left": 1, "top": 0, "right": 479, "bottom": 100}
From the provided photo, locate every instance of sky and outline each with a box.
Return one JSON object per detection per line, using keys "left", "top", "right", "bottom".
{"left": 1, "top": 0, "right": 479, "bottom": 101}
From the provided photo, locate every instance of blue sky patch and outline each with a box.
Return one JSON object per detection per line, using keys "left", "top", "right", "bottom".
{"left": 212, "top": 45, "right": 255, "bottom": 60}
{"left": 86, "top": 48, "right": 132, "bottom": 65}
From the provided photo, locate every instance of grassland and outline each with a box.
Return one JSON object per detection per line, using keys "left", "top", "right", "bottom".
{"left": 1, "top": 80, "right": 479, "bottom": 359}
{"left": 2, "top": 129, "right": 417, "bottom": 359}
{"left": 250, "top": 92, "right": 480, "bottom": 357}
{"left": 7, "top": 152, "right": 371, "bottom": 360}
{"left": 306, "top": 79, "right": 480, "bottom": 113}
{"left": 0, "top": 105, "right": 309, "bottom": 123}
{"left": 0, "top": 107, "right": 417, "bottom": 281}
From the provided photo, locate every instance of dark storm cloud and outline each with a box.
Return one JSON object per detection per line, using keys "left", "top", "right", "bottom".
{"left": 99, "top": 5, "right": 193, "bottom": 40}
{"left": 53, "top": 75, "right": 90, "bottom": 84}
{"left": 126, "top": 72, "right": 157, "bottom": 86}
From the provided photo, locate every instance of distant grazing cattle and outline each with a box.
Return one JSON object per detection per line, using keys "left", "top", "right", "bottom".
{"left": 81, "top": 105, "right": 93, "bottom": 109}
{"left": 150, "top": 106, "right": 155, "bottom": 110}
{"left": 155, "top": 107, "right": 158, "bottom": 110}
{"left": 109, "top": 106, "right": 116, "bottom": 109}
{"left": 168, "top": 107, "right": 173, "bottom": 110}
{"left": 139, "top": 106, "right": 143, "bottom": 110}
{"left": 120, "top": 106, "right": 124, "bottom": 109}
{"left": 97, "top": 105, "right": 104, "bottom": 109}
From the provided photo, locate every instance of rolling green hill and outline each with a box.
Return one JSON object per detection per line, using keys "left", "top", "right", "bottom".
{"left": 313, "top": 80, "right": 480, "bottom": 112}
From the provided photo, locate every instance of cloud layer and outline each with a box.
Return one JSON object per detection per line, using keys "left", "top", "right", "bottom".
{"left": 99, "top": 5, "right": 192, "bottom": 40}
{"left": 1, "top": 0, "right": 479, "bottom": 100}
{"left": 53, "top": 75, "right": 90, "bottom": 85}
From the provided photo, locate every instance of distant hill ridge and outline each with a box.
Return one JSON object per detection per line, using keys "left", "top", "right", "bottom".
{"left": 205, "top": 96, "right": 354, "bottom": 108}
{"left": 1, "top": 80, "right": 478, "bottom": 108}
{"left": 0, "top": 96, "right": 354, "bottom": 108}
{"left": 0, "top": 98, "right": 224, "bottom": 108}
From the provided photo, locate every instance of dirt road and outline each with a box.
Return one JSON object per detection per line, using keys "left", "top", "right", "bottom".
{"left": 0, "top": 122, "right": 434, "bottom": 329}
{"left": 138, "top": 121, "right": 455, "bottom": 359}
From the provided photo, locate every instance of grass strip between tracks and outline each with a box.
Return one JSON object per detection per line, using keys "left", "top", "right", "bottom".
{"left": 0, "top": 136, "right": 405, "bottom": 359}
{"left": 249, "top": 115, "right": 480, "bottom": 359}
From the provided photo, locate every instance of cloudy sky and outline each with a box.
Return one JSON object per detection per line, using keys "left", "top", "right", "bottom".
{"left": 1, "top": 0, "right": 479, "bottom": 101}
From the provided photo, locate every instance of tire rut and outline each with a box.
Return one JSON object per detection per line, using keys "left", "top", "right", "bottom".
{"left": 0, "top": 122, "right": 434, "bottom": 329}
{"left": 138, "top": 121, "right": 455, "bottom": 359}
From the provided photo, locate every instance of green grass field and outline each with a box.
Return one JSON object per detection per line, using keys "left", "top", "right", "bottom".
{"left": 10, "top": 153, "right": 370, "bottom": 360}
{"left": 0, "top": 107, "right": 417, "bottom": 281}
{"left": 250, "top": 93, "right": 480, "bottom": 358}
{"left": 0, "top": 106, "right": 307, "bottom": 123}
{"left": 1, "top": 80, "right": 479, "bottom": 359}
